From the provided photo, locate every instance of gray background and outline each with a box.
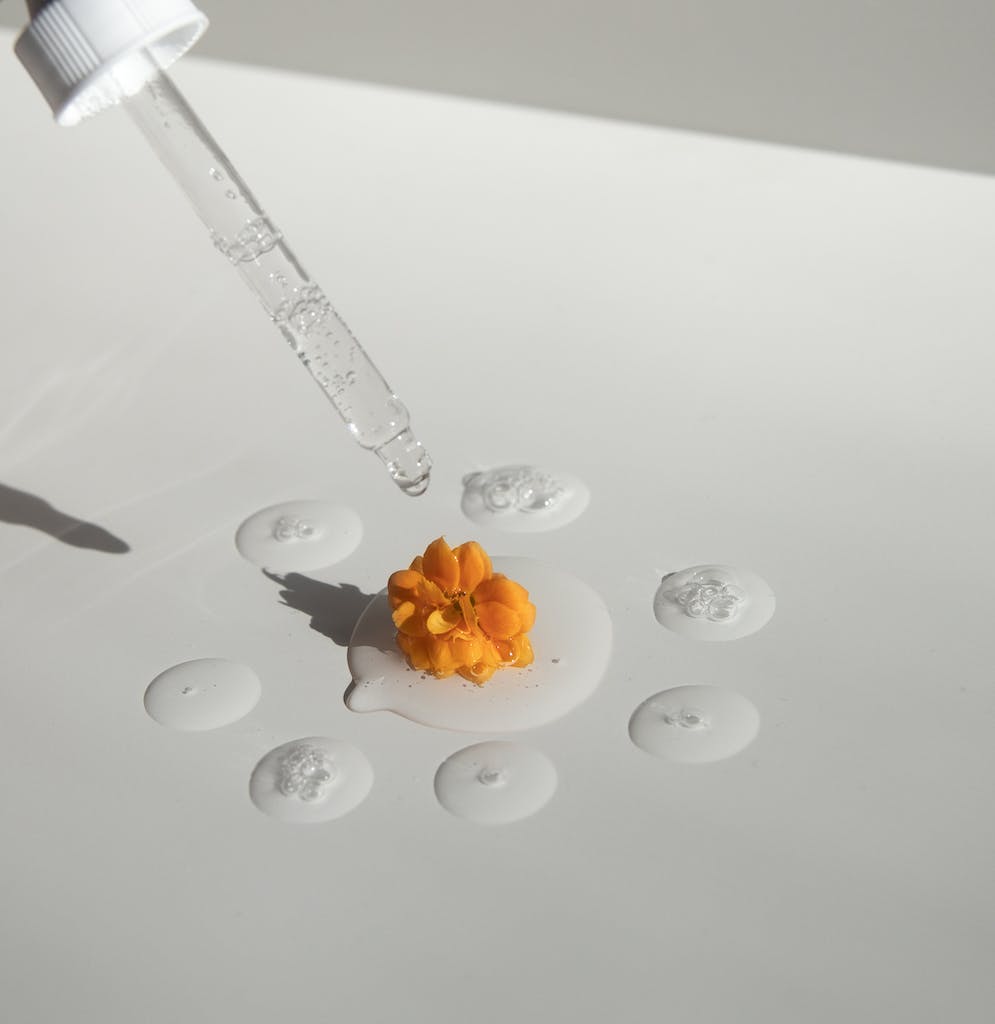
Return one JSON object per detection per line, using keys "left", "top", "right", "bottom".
{"left": 3, "top": 0, "right": 994, "bottom": 175}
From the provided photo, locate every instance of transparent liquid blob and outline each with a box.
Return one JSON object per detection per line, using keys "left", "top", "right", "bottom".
{"left": 234, "top": 500, "right": 362, "bottom": 571}
{"left": 345, "top": 558, "right": 612, "bottom": 732}
{"left": 124, "top": 67, "right": 431, "bottom": 496}
{"left": 461, "top": 465, "right": 590, "bottom": 533}
{"left": 629, "top": 686, "right": 760, "bottom": 763}
{"left": 276, "top": 743, "right": 338, "bottom": 803}
{"left": 249, "top": 736, "right": 373, "bottom": 823}
{"left": 434, "top": 741, "right": 557, "bottom": 825}
{"left": 653, "top": 564, "right": 775, "bottom": 641}
{"left": 143, "top": 658, "right": 261, "bottom": 731}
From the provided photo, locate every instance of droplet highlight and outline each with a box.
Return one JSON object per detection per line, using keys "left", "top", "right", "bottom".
{"left": 461, "top": 465, "right": 589, "bottom": 532}
{"left": 249, "top": 737, "right": 373, "bottom": 823}
{"left": 345, "top": 558, "right": 612, "bottom": 732}
{"left": 629, "top": 685, "right": 760, "bottom": 763}
{"left": 653, "top": 564, "right": 774, "bottom": 641}
{"left": 143, "top": 658, "right": 261, "bottom": 731}
{"left": 434, "top": 741, "right": 556, "bottom": 824}
{"left": 235, "top": 500, "right": 362, "bottom": 571}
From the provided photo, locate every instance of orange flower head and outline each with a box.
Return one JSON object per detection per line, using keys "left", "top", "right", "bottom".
{"left": 387, "top": 537, "right": 535, "bottom": 684}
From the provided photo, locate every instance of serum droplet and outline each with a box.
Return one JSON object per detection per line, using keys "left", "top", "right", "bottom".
{"left": 653, "top": 565, "right": 775, "bottom": 641}
{"left": 629, "top": 685, "right": 760, "bottom": 763}
{"left": 249, "top": 737, "right": 373, "bottom": 823}
{"left": 434, "top": 741, "right": 556, "bottom": 824}
{"left": 461, "top": 465, "right": 589, "bottom": 532}
{"left": 144, "top": 659, "right": 261, "bottom": 731}
{"left": 235, "top": 500, "right": 361, "bottom": 571}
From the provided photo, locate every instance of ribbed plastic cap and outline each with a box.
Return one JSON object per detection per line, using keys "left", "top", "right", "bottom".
{"left": 14, "top": 0, "right": 208, "bottom": 125}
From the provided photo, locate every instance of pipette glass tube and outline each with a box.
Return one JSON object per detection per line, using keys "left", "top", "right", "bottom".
{"left": 124, "top": 65, "right": 431, "bottom": 496}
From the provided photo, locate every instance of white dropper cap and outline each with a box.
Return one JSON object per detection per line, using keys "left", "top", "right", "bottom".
{"left": 14, "top": 0, "right": 208, "bottom": 125}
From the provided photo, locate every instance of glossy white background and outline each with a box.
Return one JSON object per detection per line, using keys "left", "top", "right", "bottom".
{"left": 1, "top": 27, "right": 993, "bottom": 1023}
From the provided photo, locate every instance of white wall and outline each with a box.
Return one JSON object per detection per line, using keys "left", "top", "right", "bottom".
{"left": 3, "top": 0, "right": 993, "bottom": 174}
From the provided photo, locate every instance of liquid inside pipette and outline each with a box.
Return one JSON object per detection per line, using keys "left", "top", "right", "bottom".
{"left": 124, "top": 62, "right": 431, "bottom": 496}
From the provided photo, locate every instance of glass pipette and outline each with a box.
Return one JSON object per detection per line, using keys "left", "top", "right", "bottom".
{"left": 124, "top": 62, "right": 431, "bottom": 496}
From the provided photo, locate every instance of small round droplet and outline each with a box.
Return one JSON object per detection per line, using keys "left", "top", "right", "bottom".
{"left": 210, "top": 168, "right": 223, "bottom": 181}
{"left": 461, "top": 465, "right": 589, "bottom": 532}
{"left": 235, "top": 500, "right": 362, "bottom": 571}
{"left": 144, "top": 659, "right": 261, "bottom": 731}
{"left": 434, "top": 742, "right": 556, "bottom": 824}
{"left": 654, "top": 565, "right": 775, "bottom": 641}
{"left": 629, "top": 686, "right": 759, "bottom": 763}
{"left": 249, "top": 737, "right": 373, "bottom": 823}
{"left": 225, "top": 189, "right": 237, "bottom": 199}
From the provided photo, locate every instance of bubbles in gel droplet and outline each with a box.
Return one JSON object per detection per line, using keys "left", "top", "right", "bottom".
{"left": 249, "top": 736, "right": 373, "bottom": 823}
{"left": 629, "top": 685, "right": 760, "bottom": 763}
{"left": 346, "top": 558, "right": 611, "bottom": 732}
{"left": 272, "top": 515, "right": 316, "bottom": 542}
{"left": 461, "top": 465, "right": 589, "bottom": 532}
{"left": 235, "top": 500, "right": 361, "bottom": 571}
{"left": 143, "top": 658, "right": 261, "bottom": 731}
{"left": 434, "top": 741, "right": 557, "bottom": 824}
{"left": 653, "top": 564, "right": 775, "bottom": 641}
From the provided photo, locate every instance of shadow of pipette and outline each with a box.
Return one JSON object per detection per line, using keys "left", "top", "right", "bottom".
{"left": 0, "top": 482, "right": 129, "bottom": 553}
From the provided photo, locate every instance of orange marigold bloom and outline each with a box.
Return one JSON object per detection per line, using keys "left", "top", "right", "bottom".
{"left": 387, "top": 537, "right": 535, "bottom": 684}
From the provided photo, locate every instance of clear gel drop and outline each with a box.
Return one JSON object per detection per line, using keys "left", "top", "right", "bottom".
{"left": 143, "top": 658, "right": 261, "bottom": 731}
{"left": 653, "top": 564, "right": 775, "bottom": 641}
{"left": 434, "top": 741, "right": 557, "bottom": 824}
{"left": 249, "top": 736, "right": 373, "bottom": 823}
{"left": 235, "top": 500, "right": 361, "bottom": 571}
{"left": 461, "top": 465, "right": 589, "bottom": 532}
{"left": 629, "top": 685, "right": 760, "bottom": 763}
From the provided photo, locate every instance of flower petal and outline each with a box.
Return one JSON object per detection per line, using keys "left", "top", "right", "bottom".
{"left": 426, "top": 605, "right": 462, "bottom": 635}
{"left": 391, "top": 599, "right": 427, "bottom": 637}
{"left": 458, "top": 661, "right": 497, "bottom": 685}
{"left": 388, "top": 569, "right": 423, "bottom": 608}
{"left": 422, "top": 537, "right": 460, "bottom": 593}
{"left": 453, "top": 541, "right": 492, "bottom": 594}
{"left": 388, "top": 568, "right": 445, "bottom": 610}
{"left": 397, "top": 633, "right": 431, "bottom": 671}
{"left": 516, "top": 599, "right": 536, "bottom": 633}
{"left": 450, "top": 635, "right": 485, "bottom": 667}
{"left": 475, "top": 600, "right": 521, "bottom": 639}
{"left": 473, "top": 575, "right": 531, "bottom": 612}
{"left": 510, "top": 634, "right": 534, "bottom": 668}
{"left": 491, "top": 638, "right": 515, "bottom": 662}
{"left": 427, "top": 636, "right": 459, "bottom": 677}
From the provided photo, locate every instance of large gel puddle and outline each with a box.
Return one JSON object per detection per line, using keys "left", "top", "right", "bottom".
{"left": 345, "top": 558, "right": 612, "bottom": 732}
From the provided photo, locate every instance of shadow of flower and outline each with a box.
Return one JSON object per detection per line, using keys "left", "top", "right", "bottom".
{"left": 263, "top": 571, "right": 392, "bottom": 651}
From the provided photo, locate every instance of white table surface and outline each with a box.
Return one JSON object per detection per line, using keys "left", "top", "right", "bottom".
{"left": 2, "top": 30, "right": 994, "bottom": 1023}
